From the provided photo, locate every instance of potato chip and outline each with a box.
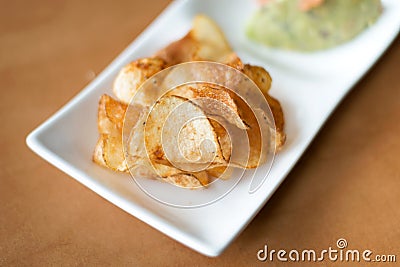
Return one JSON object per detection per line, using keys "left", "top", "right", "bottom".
{"left": 151, "top": 162, "right": 209, "bottom": 187}
{"left": 169, "top": 83, "right": 248, "bottom": 130}
{"left": 97, "top": 94, "right": 127, "bottom": 135}
{"left": 103, "top": 134, "right": 127, "bottom": 172}
{"left": 144, "top": 95, "right": 226, "bottom": 168}
{"left": 242, "top": 64, "right": 286, "bottom": 148}
{"left": 93, "top": 95, "right": 129, "bottom": 171}
{"left": 95, "top": 94, "right": 210, "bottom": 186}
{"left": 206, "top": 166, "right": 233, "bottom": 180}
{"left": 155, "top": 15, "right": 243, "bottom": 68}
{"left": 129, "top": 158, "right": 209, "bottom": 188}
{"left": 209, "top": 119, "right": 231, "bottom": 162}
{"left": 92, "top": 133, "right": 128, "bottom": 172}
{"left": 92, "top": 134, "right": 107, "bottom": 168}
{"left": 113, "top": 58, "right": 166, "bottom": 104}
{"left": 93, "top": 15, "right": 287, "bottom": 187}
{"left": 242, "top": 64, "right": 272, "bottom": 95}
{"left": 169, "top": 82, "right": 271, "bottom": 169}
{"left": 164, "top": 174, "right": 203, "bottom": 189}
{"left": 230, "top": 93, "right": 264, "bottom": 168}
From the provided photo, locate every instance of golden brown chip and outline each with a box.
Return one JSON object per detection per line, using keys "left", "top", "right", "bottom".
{"left": 191, "top": 171, "right": 209, "bottom": 186}
{"left": 164, "top": 174, "right": 203, "bottom": 189}
{"left": 243, "top": 64, "right": 272, "bottom": 95}
{"left": 94, "top": 95, "right": 129, "bottom": 172}
{"left": 170, "top": 84, "right": 268, "bottom": 169}
{"left": 154, "top": 15, "right": 285, "bottom": 150}
{"left": 94, "top": 95, "right": 210, "bottom": 183}
{"left": 131, "top": 159, "right": 209, "bottom": 188}
{"left": 155, "top": 15, "right": 242, "bottom": 68}
{"left": 154, "top": 34, "right": 197, "bottom": 66}
{"left": 113, "top": 58, "right": 166, "bottom": 104}
{"left": 231, "top": 93, "right": 264, "bottom": 168}
{"left": 92, "top": 134, "right": 107, "bottom": 168}
{"left": 264, "top": 94, "right": 286, "bottom": 148}
{"left": 97, "top": 94, "right": 127, "bottom": 135}
{"left": 206, "top": 166, "right": 233, "bottom": 180}
{"left": 103, "top": 134, "right": 127, "bottom": 172}
{"left": 144, "top": 95, "right": 226, "bottom": 167}
{"left": 153, "top": 163, "right": 209, "bottom": 188}
{"left": 169, "top": 83, "right": 248, "bottom": 130}
{"left": 92, "top": 134, "right": 128, "bottom": 172}
{"left": 242, "top": 64, "right": 286, "bottom": 148}
{"left": 209, "top": 120, "right": 231, "bottom": 162}
{"left": 93, "top": 15, "right": 287, "bottom": 185}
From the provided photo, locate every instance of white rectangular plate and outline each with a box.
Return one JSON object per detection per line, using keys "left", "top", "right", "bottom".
{"left": 27, "top": 0, "right": 400, "bottom": 257}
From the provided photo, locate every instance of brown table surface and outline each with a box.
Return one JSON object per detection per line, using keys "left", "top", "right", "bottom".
{"left": 1, "top": 0, "right": 399, "bottom": 266}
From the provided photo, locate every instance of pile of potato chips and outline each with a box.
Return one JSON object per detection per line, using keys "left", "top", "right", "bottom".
{"left": 93, "top": 15, "right": 285, "bottom": 189}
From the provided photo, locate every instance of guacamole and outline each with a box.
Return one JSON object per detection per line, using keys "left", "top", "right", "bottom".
{"left": 246, "top": 0, "right": 382, "bottom": 51}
